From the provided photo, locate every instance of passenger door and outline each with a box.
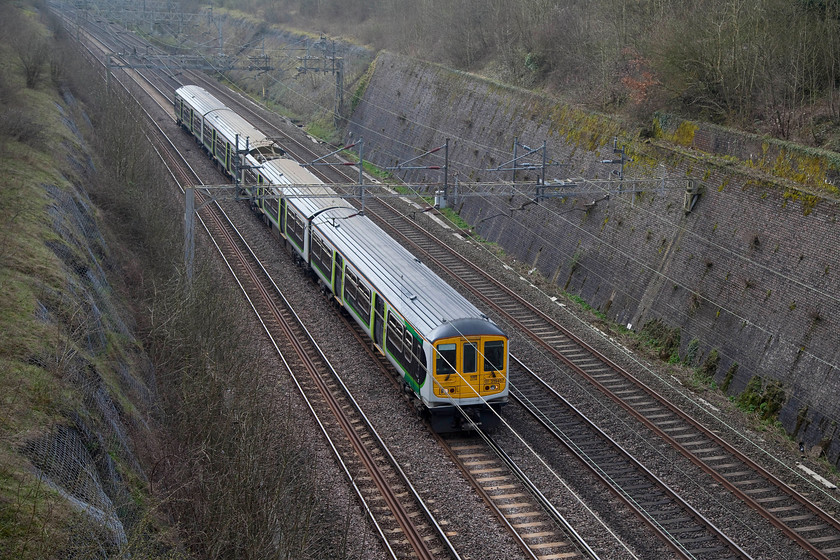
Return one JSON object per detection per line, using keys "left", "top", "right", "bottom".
{"left": 373, "top": 295, "right": 385, "bottom": 352}
{"left": 333, "top": 254, "right": 344, "bottom": 303}
{"left": 279, "top": 199, "right": 286, "bottom": 235}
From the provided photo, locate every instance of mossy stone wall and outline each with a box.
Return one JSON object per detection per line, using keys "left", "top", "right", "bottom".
{"left": 348, "top": 51, "right": 840, "bottom": 465}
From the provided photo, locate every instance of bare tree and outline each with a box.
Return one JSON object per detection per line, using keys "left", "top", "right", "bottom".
{"left": 12, "top": 20, "right": 50, "bottom": 89}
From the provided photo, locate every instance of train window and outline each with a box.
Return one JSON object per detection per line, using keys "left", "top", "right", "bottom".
{"left": 403, "top": 331, "right": 413, "bottom": 364}
{"left": 413, "top": 337, "right": 425, "bottom": 361}
{"left": 436, "top": 343, "right": 457, "bottom": 376}
{"left": 287, "top": 210, "right": 304, "bottom": 247}
{"left": 344, "top": 269, "right": 371, "bottom": 324}
{"left": 296, "top": 213, "right": 305, "bottom": 237}
{"left": 312, "top": 240, "right": 325, "bottom": 272}
{"left": 358, "top": 284, "right": 371, "bottom": 319}
{"left": 483, "top": 340, "right": 505, "bottom": 372}
{"left": 463, "top": 342, "right": 477, "bottom": 373}
{"left": 345, "top": 269, "right": 358, "bottom": 306}
{"left": 265, "top": 194, "right": 278, "bottom": 221}
{"left": 311, "top": 233, "right": 331, "bottom": 276}
{"left": 386, "top": 314, "right": 403, "bottom": 356}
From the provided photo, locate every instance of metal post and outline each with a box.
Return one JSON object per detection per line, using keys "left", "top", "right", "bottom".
{"left": 233, "top": 134, "right": 240, "bottom": 187}
{"left": 541, "top": 140, "right": 547, "bottom": 186}
{"left": 615, "top": 137, "right": 625, "bottom": 193}
{"left": 334, "top": 58, "right": 343, "bottom": 127}
{"left": 442, "top": 138, "right": 449, "bottom": 208}
{"left": 358, "top": 140, "right": 365, "bottom": 215}
{"left": 512, "top": 136, "right": 518, "bottom": 192}
{"left": 243, "top": 136, "right": 249, "bottom": 186}
{"left": 454, "top": 177, "right": 459, "bottom": 207}
{"left": 185, "top": 187, "right": 195, "bottom": 281}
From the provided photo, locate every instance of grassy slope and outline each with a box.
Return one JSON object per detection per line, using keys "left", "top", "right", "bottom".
{"left": 0, "top": 36, "right": 82, "bottom": 556}
{"left": 0, "top": 9, "right": 155, "bottom": 558}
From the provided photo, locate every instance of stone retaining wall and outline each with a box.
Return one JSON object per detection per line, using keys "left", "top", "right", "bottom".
{"left": 347, "top": 51, "right": 840, "bottom": 464}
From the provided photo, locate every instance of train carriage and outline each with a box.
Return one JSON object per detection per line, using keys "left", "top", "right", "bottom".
{"left": 175, "top": 85, "right": 282, "bottom": 176}
{"left": 175, "top": 85, "right": 508, "bottom": 432}
{"left": 303, "top": 201, "right": 508, "bottom": 431}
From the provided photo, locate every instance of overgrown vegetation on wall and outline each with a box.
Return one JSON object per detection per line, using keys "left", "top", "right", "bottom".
{"left": 0, "top": 2, "right": 170, "bottom": 556}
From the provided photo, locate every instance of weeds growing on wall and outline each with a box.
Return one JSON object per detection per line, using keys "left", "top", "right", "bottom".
{"left": 736, "top": 376, "right": 786, "bottom": 421}
{"left": 639, "top": 318, "right": 681, "bottom": 362}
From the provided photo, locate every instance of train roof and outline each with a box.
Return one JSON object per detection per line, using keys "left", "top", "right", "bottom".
{"left": 176, "top": 85, "right": 280, "bottom": 159}
{"left": 260, "top": 157, "right": 326, "bottom": 187}
{"left": 257, "top": 159, "right": 502, "bottom": 340}
{"left": 302, "top": 199, "right": 503, "bottom": 341}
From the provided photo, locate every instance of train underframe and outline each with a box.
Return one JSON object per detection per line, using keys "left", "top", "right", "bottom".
{"left": 427, "top": 401, "right": 506, "bottom": 433}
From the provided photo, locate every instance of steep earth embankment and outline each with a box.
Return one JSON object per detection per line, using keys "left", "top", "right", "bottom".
{"left": 0, "top": 85, "right": 166, "bottom": 557}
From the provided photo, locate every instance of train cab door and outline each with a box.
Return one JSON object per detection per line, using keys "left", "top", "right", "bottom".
{"left": 373, "top": 296, "right": 385, "bottom": 353}
{"left": 462, "top": 339, "right": 481, "bottom": 397}
{"left": 333, "top": 254, "right": 344, "bottom": 303}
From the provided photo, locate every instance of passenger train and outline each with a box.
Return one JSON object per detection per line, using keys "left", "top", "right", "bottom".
{"left": 174, "top": 85, "right": 508, "bottom": 432}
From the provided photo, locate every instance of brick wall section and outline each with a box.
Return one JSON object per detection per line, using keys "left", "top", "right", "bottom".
{"left": 348, "top": 52, "right": 840, "bottom": 464}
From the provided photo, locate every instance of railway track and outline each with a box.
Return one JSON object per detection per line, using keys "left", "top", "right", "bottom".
{"left": 55, "top": 13, "right": 459, "bottom": 558}
{"left": 206, "top": 207, "right": 451, "bottom": 560}
{"left": 165, "top": 139, "right": 453, "bottom": 560}
{"left": 154, "top": 120, "right": 453, "bottom": 560}
{"left": 509, "top": 357, "right": 749, "bottom": 559}
{"left": 55, "top": 7, "right": 840, "bottom": 557}
{"left": 442, "top": 435, "right": 593, "bottom": 560}
{"left": 141, "top": 51, "right": 840, "bottom": 558}
{"left": 338, "top": 305, "right": 603, "bottom": 559}
{"left": 356, "top": 194, "right": 840, "bottom": 559}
